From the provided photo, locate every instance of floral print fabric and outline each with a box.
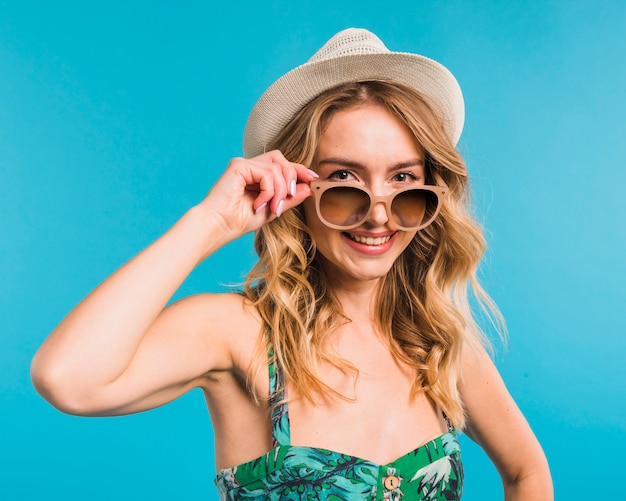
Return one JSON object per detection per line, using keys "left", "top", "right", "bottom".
{"left": 214, "top": 355, "right": 463, "bottom": 500}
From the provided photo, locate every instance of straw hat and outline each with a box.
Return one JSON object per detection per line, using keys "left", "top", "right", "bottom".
{"left": 243, "top": 28, "right": 464, "bottom": 158}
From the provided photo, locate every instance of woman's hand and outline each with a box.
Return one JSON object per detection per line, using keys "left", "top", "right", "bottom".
{"left": 198, "top": 150, "right": 317, "bottom": 238}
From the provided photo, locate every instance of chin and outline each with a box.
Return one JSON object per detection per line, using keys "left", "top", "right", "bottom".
{"left": 322, "top": 257, "right": 396, "bottom": 284}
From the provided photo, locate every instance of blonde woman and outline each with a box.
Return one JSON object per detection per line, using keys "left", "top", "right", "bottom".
{"left": 31, "top": 29, "right": 552, "bottom": 500}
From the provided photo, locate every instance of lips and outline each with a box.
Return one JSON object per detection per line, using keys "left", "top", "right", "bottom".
{"left": 346, "top": 233, "right": 393, "bottom": 246}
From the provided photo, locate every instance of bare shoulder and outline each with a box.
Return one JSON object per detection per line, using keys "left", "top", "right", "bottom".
{"left": 160, "top": 292, "right": 263, "bottom": 371}
{"left": 458, "top": 340, "right": 495, "bottom": 388}
{"left": 166, "top": 291, "right": 260, "bottom": 331}
{"left": 459, "top": 341, "right": 553, "bottom": 495}
{"left": 458, "top": 341, "right": 512, "bottom": 438}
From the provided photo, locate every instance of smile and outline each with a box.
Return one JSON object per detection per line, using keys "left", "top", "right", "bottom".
{"left": 346, "top": 233, "right": 393, "bottom": 246}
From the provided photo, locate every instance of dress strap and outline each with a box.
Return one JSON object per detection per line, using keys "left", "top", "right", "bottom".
{"left": 268, "top": 350, "right": 291, "bottom": 446}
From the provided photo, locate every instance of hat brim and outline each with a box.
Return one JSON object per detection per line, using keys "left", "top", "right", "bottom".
{"left": 243, "top": 52, "right": 464, "bottom": 158}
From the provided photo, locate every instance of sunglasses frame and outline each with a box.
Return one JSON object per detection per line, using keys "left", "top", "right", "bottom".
{"left": 310, "top": 181, "right": 448, "bottom": 231}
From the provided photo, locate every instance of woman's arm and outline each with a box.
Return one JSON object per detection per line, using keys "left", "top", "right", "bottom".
{"left": 460, "top": 343, "right": 554, "bottom": 500}
{"left": 31, "top": 151, "right": 315, "bottom": 416}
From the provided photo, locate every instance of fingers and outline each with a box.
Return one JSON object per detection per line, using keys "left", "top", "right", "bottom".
{"left": 246, "top": 150, "right": 317, "bottom": 217}
{"left": 200, "top": 150, "right": 317, "bottom": 237}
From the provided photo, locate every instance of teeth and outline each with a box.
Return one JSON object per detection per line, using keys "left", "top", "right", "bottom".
{"left": 349, "top": 234, "right": 392, "bottom": 246}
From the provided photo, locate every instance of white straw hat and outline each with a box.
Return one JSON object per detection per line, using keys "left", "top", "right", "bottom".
{"left": 243, "top": 28, "right": 465, "bottom": 158}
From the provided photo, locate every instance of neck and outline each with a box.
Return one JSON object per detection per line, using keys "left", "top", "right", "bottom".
{"left": 327, "top": 277, "right": 381, "bottom": 325}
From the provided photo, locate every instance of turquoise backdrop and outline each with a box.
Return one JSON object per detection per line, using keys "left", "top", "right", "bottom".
{"left": 2, "top": 1, "right": 625, "bottom": 499}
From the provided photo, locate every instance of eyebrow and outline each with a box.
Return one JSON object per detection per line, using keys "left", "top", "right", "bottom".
{"left": 317, "top": 157, "right": 425, "bottom": 171}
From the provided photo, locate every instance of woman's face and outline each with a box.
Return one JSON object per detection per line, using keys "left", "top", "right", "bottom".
{"left": 302, "top": 103, "right": 426, "bottom": 287}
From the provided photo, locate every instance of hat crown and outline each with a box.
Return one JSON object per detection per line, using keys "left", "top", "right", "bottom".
{"left": 244, "top": 28, "right": 465, "bottom": 157}
{"left": 308, "top": 28, "right": 390, "bottom": 63}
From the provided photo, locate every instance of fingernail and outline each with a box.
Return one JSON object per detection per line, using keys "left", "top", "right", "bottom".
{"left": 289, "top": 180, "right": 296, "bottom": 197}
{"left": 275, "top": 200, "right": 285, "bottom": 217}
{"left": 307, "top": 169, "right": 319, "bottom": 178}
{"left": 255, "top": 202, "right": 267, "bottom": 214}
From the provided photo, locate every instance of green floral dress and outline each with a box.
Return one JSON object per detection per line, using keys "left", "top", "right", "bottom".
{"left": 214, "top": 356, "right": 463, "bottom": 500}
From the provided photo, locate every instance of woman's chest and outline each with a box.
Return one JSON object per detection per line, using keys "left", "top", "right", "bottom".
{"left": 287, "top": 360, "right": 448, "bottom": 464}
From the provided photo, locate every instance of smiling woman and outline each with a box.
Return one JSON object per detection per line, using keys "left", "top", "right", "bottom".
{"left": 31, "top": 28, "right": 553, "bottom": 500}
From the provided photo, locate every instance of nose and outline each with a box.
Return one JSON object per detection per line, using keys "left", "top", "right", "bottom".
{"left": 366, "top": 199, "right": 391, "bottom": 227}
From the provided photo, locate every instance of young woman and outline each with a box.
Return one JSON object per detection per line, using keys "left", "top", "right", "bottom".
{"left": 31, "top": 28, "right": 553, "bottom": 500}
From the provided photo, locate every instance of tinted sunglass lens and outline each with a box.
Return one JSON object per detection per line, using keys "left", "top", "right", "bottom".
{"left": 319, "top": 186, "right": 370, "bottom": 227}
{"left": 391, "top": 190, "right": 438, "bottom": 228}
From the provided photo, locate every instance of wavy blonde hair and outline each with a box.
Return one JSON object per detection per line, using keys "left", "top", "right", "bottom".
{"left": 244, "top": 81, "right": 503, "bottom": 429}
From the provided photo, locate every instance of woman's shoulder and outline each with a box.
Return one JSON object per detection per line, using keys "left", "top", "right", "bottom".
{"left": 164, "top": 292, "right": 264, "bottom": 366}
{"left": 168, "top": 291, "right": 262, "bottom": 335}
{"left": 172, "top": 290, "right": 254, "bottom": 310}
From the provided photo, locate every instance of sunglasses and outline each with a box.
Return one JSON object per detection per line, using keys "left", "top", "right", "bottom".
{"left": 310, "top": 181, "right": 448, "bottom": 231}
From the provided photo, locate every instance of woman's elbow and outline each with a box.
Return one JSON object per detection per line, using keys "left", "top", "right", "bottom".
{"left": 503, "top": 456, "right": 554, "bottom": 500}
{"left": 30, "top": 352, "right": 96, "bottom": 416}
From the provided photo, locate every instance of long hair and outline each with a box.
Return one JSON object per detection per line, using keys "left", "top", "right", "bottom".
{"left": 243, "top": 80, "right": 503, "bottom": 429}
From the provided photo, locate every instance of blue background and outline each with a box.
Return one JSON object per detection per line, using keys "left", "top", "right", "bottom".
{"left": 2, "top": 1, "right": 625, "bottom": 499}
